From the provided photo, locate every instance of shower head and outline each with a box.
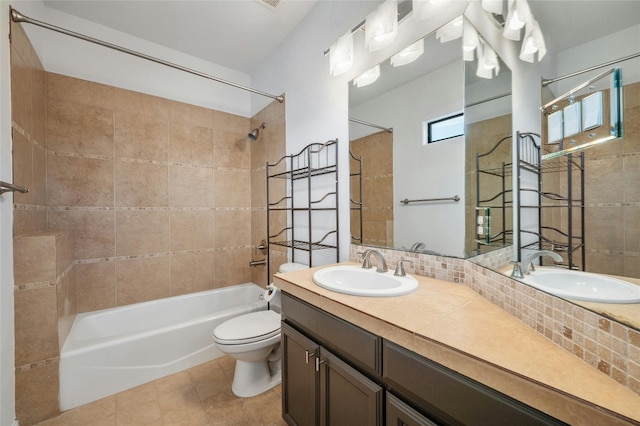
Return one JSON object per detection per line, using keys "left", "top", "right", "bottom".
{"left": 248, "top": 123, "right": 266, "bottom": 141}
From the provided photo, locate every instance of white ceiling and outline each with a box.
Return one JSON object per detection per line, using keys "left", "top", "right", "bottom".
{"left": 42, "top": 0, "right": 640, "bottom": 76}
{"left": 42, "top": 0, "right": 320, "bottom": 74}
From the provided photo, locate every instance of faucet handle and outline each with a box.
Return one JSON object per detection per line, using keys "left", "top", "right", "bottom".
{"left": 510, "top": 261, "right": 524, "bottom": 279}
{"left": 394, "top": 259, "right": 414, "bottom": 277}
{"left": 356, "top": 250, "right": 372, "bottom": 269}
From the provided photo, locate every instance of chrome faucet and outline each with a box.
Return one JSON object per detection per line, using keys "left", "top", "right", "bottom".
{"left": 360, "top": 249, "right": 388, "bottom": 273}
{"left": 522, "top": 250, "right": 563, "bottom": 274}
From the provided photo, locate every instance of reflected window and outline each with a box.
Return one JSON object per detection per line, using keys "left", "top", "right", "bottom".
{"left": 426, "top": 112, "right": 464, "bottom": 144}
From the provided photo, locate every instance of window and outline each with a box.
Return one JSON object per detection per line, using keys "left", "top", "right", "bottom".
{"left": 426, "top": 113, "right": 464, "bottom": 144}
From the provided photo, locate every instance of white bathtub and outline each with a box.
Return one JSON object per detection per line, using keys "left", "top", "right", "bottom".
{"left": 60, "top": 283, "right": 267, "bottom": 410}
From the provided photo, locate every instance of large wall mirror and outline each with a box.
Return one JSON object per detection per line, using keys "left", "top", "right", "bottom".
{"left": 349, "top": 16, "right": 511, "bottom": 259}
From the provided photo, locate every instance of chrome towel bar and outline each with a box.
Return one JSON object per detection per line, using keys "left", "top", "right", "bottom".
{"left": 400, "top": 195, "right": 459, "bottom": 205}
{"left": 0, "top": 181, "right": 29, "bottom": 195}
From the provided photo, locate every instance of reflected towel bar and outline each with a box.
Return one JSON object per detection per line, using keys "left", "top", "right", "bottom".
{"left": 0, "top": 181, "right": 29, "bottom": 195}
{"left": 400, "top": 195, "right": 459, "bottom": 205}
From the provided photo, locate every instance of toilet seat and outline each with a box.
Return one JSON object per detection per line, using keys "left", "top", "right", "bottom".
{"left": 213, "top": 310, "right": 281, "bottom": 345}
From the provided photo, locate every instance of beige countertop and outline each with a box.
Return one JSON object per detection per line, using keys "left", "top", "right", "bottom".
{"left": 274, "top": 263, "right": 640, "bottom": 425}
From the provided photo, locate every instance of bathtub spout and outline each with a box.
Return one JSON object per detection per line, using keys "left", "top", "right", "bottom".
{"left": 249, "top": 259, "right": 267, "bottom": 267}
{"left": 522, "top": 250, "right": 563, "bottom": 274}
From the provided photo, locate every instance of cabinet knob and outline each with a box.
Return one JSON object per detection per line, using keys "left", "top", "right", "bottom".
{"left": 315, "top": 357, "right": 326, "bottom": 372}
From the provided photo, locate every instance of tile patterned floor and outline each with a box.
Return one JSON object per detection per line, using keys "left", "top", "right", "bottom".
{"left": 37, "top": 356, "right": 287, "bottom": 426}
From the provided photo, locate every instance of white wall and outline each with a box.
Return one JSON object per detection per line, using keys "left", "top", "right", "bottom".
{"left": 0, "top": 3, "right": 16, "bottom": 424}
{"left": 350, "top": 61, "right": 465, "bottom": 257}
{"left": 11, "top": 0, "right": 253, "bottom": 117}
{"left": 251, "top": 0, "right": 468, "bottom": 262}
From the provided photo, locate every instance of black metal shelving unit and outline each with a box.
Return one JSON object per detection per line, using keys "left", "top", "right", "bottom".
{"left": 515, "top": 131, "right": 585, "bottom": 270}
{"left": 475, "top": 135, "right": 513, "bottom": 251}
{"left": 349, "top": 149, "right": 363, "bottom": 244}
{"left": 266, "top": 139, "right": 339, "bottom": 279}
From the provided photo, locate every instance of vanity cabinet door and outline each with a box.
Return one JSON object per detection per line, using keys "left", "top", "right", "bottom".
{"left": 318, "top": 348, "right": 383, "bottom": 426}
{"left": 386, "top": 393, "right": 438, "bottom": 426}
{"left": 282, "top": 322, "right": 319, "bottom": 426}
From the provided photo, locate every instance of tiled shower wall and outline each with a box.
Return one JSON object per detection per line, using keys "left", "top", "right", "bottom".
{"left": 11, "top": 21, "right": 74, "bottom": 425}
{"left": 349, "top": 131, "right": 394, "bottom": 247}
{"left": 542, "top": 81, "right": 640, "bottom": 278}
{"left": 46, "top": 73, "right": 253, "bottom": 311}
{"left": 250, "top": 101, "right": 286, "bottom": 285}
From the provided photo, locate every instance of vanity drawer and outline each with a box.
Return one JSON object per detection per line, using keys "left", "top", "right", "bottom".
{"left": 281, "top": 292, "right": 381, "bottom": 377}
{"left": 383, "top": 340, "right": 565, "bottom": 426}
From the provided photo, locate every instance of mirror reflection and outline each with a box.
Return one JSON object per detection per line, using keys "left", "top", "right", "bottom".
{"left": 521, "top": 1, "right": 640, "bottom": 330}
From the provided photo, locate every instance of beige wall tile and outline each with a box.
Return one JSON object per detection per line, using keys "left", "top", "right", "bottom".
{"left": 10, "top": 46, "right": 31, "bottom": 131}
{"left": 623, "top": 154, "right": 640, "bottom": 203}
{"left": 48, "top": 209, "right": 115, "bottom": 260}
{"left": 213, "top": 130, "right": 250, "bottom": 169}
{"left": 32, "top": 67, "right": 47, "bottom": 145}
{"left": 15, "top": 361, "right": 60, "bottom": 425}
{"left": 215, "top": 210, "right": 251, "bottom": 248}
{"left": 114, "top": 88, "right": 169, "bottom": 120}
{"left": 76, "top": 261, "right": 116, "bottom": 313}
{"left": 169, "top": 165, "right": 214, "bottom": 207}
{"left": 47, "top": 72, "right": 115, "bottom": 110}
{"left": 168, "top": 121, "right": 213, "bottom": 166}
{"left": 116, "top": 210, "right": 170, "bottom": 256}
{"left": 15, "top": 286, "right": 59, "bottom": 365}
{"left": 250, "top": 169, "right": 266, "bottom": 208}
{"left": 170, "top": 210, "right": 215, "bottom": 251}
{"left": 115, "top": 112, "right": 168, "bottom": 161}
{"left": 55, "top": 230, "right": 74, "bottom": 277}
{"left": 171, "top": 252, "right": 215, "bottom": 296}
{"left": 169, "top": 100, "right": 213, "bottom": 128}
{"left": 47, "top": 100, "right": 114, "bottom": 156}
{"left": 214, "top": 169, "right": 251, "bottom": 208}
{"left": 14, "top": 209, "right": 46, "bottom": 237}
{"left": 48, "top": 154, "right": 114, "bottom": 207}
{"left": 212, "top": 110, "right": 249, "bottom": 132}
{"left": 57, "top": 268, "right": 77, "bottom": 351}
{"left": 116, "top": 160, "right": 168, "bottom": 207}
{"left": 14, "top": 234, "right": 56, "bottom": 285}
{"left": 33, "top": 145, "right": 47, "bottom": 205}
{"left": 585, "top": 157, "right": 624, "bottom": 204}
{"left": 116, "top": 257, "right": 171, "bottom": 305}
{"left": 12, "top": 130, "right": 33, "bottom": 205}
{"left": 215, "top": 248, "right": 251, "bottom": 287}
{"left": 585, "top": 206, "right": 624, "bottom": 252}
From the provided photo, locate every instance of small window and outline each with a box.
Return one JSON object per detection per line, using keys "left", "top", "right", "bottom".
{"left": 426, "top": 113, "right": 464, "bottom": 144}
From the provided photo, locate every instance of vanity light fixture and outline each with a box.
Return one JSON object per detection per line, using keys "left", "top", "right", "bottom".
{"left": 329, "top": 31, "right": 354, "bottom": 76}
{"left": 503, "top": 0, "right": 531, "bottom": 41}
{"left": 353, "top": 65, "right": 381, "bottom": 87}
{"left": 390, "top": 38, "right": 424, "bottom": 66}
{"left": 462, "top": 21, "right": 479, "bottom": 61}
{"left": 364, "top": 0, "right": 398, "bottom": 52}
{"left": 480, "top": 0, "right": 503, "bottom": 15}
{"left": 519, "top": 19, "right": 547, "bottom": 62}
{"left": 476, "top": 39, "right": 500, "bottom": 79}
{"left": 436, "top": 16, "right": 463, "bottom": 43}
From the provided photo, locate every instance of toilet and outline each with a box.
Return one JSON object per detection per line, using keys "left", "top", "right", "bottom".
{"left": 212, "top": 262, "right": 307, "bottom": 397}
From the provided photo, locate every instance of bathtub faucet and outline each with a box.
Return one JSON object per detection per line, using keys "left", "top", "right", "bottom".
{"left": 522, "top": 250, "right": 563, "bottom": 274}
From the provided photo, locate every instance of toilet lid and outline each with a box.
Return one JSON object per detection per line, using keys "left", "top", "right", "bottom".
{"left": 213, "top": 310, "right": 281, "bottom": 344}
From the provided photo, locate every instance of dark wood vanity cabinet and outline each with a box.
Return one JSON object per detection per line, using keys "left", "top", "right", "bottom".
{"left": 281, "top": 292, "right": 564, "bottom": 426}
{"left": 282, "top": 322, "right": 383, "bottom": 426}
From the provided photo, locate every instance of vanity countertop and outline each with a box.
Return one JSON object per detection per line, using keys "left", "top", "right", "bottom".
{"left": 274, "top": 263, "right": 640, "bottom": 425}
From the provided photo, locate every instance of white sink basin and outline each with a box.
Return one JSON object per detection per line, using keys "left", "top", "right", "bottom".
{"left": 312, "top": 265, "right": 419, "bottom": 297}
{"left": 521, "top": 268, "right": 640, "bottom": 304}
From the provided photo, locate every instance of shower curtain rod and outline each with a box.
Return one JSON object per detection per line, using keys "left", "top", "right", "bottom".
{"left": 542, "top": 51, "right": 640, "bottom": 87}
{"left": 349, "top": 117, "right": 393, "bottom": 133}
{"left": 10, "top": 8, "right": 284, "bottom": 103}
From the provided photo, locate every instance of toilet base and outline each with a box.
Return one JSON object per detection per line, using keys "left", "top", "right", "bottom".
{"left": 231, "top": 359, "right": 281, "bottom": 398}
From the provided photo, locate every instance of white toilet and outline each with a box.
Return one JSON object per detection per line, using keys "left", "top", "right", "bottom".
{"left": 212, "top": 262, "right": 307, "bottom": 397}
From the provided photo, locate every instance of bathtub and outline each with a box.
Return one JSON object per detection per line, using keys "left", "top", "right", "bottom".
{"left": 60, "top": 283, "right": 268, "bottom": 411}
